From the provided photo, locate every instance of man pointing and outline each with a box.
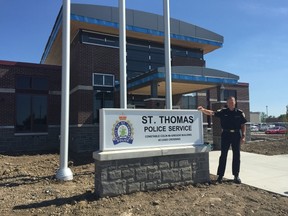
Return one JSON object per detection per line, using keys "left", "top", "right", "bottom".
{"left": 198, "top": 96, "right": 247, "bottom": 184}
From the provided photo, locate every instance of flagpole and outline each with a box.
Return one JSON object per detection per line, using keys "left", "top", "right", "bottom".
{"left": 164, "top": 0, "right": 172, "bottom": 110}
{"left": 119, "top": 0, "right": 127, "bottom": 109}
{"left": 56, "top": 0, "right": 73, "bottom": 181}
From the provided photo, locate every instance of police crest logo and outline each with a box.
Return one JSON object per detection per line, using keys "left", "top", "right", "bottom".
{"left": 112, "top": 114, "right": 134, "bottom": 145}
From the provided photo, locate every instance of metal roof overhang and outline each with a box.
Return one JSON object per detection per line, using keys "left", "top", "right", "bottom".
{"left": 41, "top": 14, "right": 223, "bottom": 65}
{"left": 126, "top": 66, "right": 239, "bottom": 96}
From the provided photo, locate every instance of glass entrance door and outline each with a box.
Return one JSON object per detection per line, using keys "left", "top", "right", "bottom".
{"left": 93, "top": 90, "right": 114, "bottom": 123}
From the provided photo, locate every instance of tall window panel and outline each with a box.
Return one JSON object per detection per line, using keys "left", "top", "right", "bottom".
{"left": 80, "top": 31, "right": 204, "bottom": 79}
{"left": 15, "top": 76, "right": 48, "bottom": 133}
{"left": 92, "top": 73, "right": 115, "bottom": 123}
{"left": 93, "top": 91, "right": 114, "bottom": 123}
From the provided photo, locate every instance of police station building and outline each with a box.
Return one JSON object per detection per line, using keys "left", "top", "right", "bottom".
{"left": 0, "top": 4, "right": 249, "bottom": 153}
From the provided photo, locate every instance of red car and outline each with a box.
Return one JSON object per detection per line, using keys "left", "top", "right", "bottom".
{"left": 265, "top": 126, "right": 287, "bottom": 134}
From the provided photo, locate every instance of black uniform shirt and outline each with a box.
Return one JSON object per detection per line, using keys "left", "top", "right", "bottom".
{"left": 214, "top": 108, "right": 247, "bottom": 130}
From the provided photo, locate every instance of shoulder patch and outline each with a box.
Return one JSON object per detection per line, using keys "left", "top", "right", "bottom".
{"left": 237, "top": 109, "right": 245, "bottom": 117}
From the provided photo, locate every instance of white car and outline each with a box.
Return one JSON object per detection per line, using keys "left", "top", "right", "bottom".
{"left": 251, "top": 125, "right": 259, "bottom": 132}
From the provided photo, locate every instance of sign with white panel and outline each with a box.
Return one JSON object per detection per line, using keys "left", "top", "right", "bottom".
{"left": 100, "top": 109, "right": 204, "bottom": 151}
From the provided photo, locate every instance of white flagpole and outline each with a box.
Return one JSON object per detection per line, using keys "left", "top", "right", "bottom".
{"left": 56, "top": 0, "right": 73, "bottom": 181}
{"left": 164, "top": 0, "right": 172, "bottom": 110}
{"left": 119, "top": 0, "right": 127, "bottom": 109}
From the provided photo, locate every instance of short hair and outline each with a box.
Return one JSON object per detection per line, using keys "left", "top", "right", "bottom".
{"left": 227, "top": 96, "right": 235, "bottom": 101}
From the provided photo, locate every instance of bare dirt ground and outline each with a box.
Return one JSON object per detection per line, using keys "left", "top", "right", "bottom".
{"left": 1, "top": 133, "right": 287, "bottom": 216}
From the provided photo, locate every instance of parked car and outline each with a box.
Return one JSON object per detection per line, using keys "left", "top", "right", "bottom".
{"left": 265, "top": 126, "right": 287, "bottom": 134}
{"left": 258, "top": 123, "right": 269, "bottom": 131}
{"left": 251, "top": 125, "right": 259, "bottom": 132}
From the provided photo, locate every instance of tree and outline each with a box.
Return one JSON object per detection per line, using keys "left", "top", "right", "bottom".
{"left": 260, "top": 112, "right": 267, "bottom": 122}
{"left": 277, "top": 114, "right": 287, "bottom": 122}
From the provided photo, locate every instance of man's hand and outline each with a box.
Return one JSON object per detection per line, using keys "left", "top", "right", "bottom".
{"left": 197, "top": 106, "right": 204, "bottom": 111}
{"left": 197, "top": 106, "right": 214, "bottom": 116}
{"left": 241, "top": 135, "right": 246, "bottom": 144}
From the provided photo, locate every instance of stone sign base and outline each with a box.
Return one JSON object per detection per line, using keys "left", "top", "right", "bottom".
{"left": 93, "top": 145, "right": 211, "bottom": 198}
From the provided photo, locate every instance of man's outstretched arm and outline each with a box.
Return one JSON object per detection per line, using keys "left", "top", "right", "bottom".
{"left": 197, "top": 106, "right": 214, "bottom": 116}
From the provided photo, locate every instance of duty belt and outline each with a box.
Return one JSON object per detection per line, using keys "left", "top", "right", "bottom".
{"left": 223, "top": 129, "right": 239, "bottom": 133}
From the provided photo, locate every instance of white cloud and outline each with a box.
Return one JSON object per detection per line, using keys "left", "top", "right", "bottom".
{"left": 238, "top": 2, "right": 288, "bottom": 17}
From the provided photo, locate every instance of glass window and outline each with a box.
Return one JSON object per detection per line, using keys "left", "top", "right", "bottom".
{"left": 93, "top": 73, "right": 114, "bottom": 87}
{"left": 94, "top": 74, "right": 104, "bottom": 86}
{"left": 127, "top": 49, "right": 149, "bottom": 61}
{"left": 16, "top": 76, "right": 48, "bottom": 91}
{"left": 93, "top": 91, "right": 114, "bottom": 123}
{"left": 150, "top": 63, "right": 164, "bottom": 69}
{"left": 104, "top": 75, "right": 114, "bottom": 86}
{"left": 150, "top": 53, "right": 165, "bottom": 64}
{"left": 32, "top": 95, "right": 48, "bottom": 132}
{"left": 16, "top": 94, "right": 31, "bottom": 131}
{"left": 32, "top": 77, "right": 48, "bottom": 90}
{"left": 127, "top": 39, "right": 149, "bottom": 50}
{"left": 15, "top": 76, "right": 48, "bottom": 133}
{"left": 16, "top": 76, "right": 31, "bottom": 89}
{"left": 172, "top": 50, "right": 187, "bottom": 57}
{"left": 127, "top": 61, "right": 150, "bottom": 73}
{"left": 172, "top": 46, "right": 203, "bottom": 60}
{"left": 187, "top": 51, "right": 203, "bottom": 59}
{"left": 127, "top": 38, "right": 165, "bottom": 77}
{"left": 81, "top": 31, "right": 119, "bottom": 48}
{"left": 150, "top": 47, "right": 164, "bottom": 54}
{"left": 105, "top": 37, "right": 119, "bottom": 47}
{"left": 16, "top": 94, "right": 47, "bottom": 132}
{"left": 80, "top": 31, "right": 204, "bottom": 80}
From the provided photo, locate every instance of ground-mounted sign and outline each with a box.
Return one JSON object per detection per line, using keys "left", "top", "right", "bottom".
{"left": 99, "top": 109, "right": 203, "bottom": 151}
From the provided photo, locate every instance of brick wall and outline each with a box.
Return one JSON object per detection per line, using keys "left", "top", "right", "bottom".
{"left": 70, "top": 38, "right": 119, "bottom": 125}
{"left": 48, "top": 94, "right": 61, "bottom": 125}
{"left": 0, "top": 93, "right": 14, "bottom": 126}
{"left": 144, "top": 98, "right": 166, "bottom": 109}
{"left": 0, "top": 61, "right": 61, "bottom": 153}
{"left": 0, "top": 127, "right": 60, "bottom": 153}
{"left": 235, "top": 83, "right": 250, "bottom": 122}
{"left": 71, "top": 42, "right": 119, "bottom": 88}
{"left": 69, "top": 125, "right": 99, "bottom": 153}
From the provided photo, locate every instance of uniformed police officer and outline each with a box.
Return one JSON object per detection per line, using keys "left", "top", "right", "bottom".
{"left": 198, "top": 96, "right": 247, "bottom": 184}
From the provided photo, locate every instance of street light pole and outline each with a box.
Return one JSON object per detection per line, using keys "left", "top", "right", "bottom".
{"left": 286, "top": 105, "right": 288, "bottom": 122}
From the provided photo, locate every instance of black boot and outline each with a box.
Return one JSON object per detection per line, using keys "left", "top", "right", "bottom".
{"left": 216, "top": 176, "right": 223, "bottom": 184}
{"left": 234, "top": 175, "right": 241, "bottom": 184}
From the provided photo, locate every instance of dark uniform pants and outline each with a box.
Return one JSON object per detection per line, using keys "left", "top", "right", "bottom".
{"left": 217, "top": 131, "right": 241, "bottom": 177}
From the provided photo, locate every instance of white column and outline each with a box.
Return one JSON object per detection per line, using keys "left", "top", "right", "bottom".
{"left": 119, "top": 0, "right": 127, "bottom": 109}
{"left": 56, "top": 0, "right": 73, "bottom": 181}
{"left": 164, "top": 0, "right": 172, "bottom": 109}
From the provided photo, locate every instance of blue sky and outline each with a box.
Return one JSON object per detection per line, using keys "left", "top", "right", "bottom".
{"left": 0, "top": 0, "right": 287, "bottom": 117}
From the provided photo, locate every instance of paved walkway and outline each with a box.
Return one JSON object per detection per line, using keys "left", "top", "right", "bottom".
{"left": 209, "top": 150, "right": 288, "bottom": 197}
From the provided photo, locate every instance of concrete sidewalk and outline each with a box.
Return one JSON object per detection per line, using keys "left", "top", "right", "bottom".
{"left": 209, "top": 150, "right": 288, "bottom": 197}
